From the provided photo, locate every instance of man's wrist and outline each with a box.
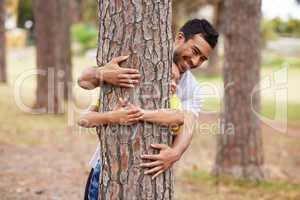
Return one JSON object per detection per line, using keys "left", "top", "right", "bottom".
{"left": 96, "top": 67, "right": 106, "bottom": 83}
{"left": 172, "top": 147, "right": 182, "bottom": 161}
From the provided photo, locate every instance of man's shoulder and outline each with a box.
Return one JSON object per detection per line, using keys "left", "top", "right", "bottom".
{"left": 178, "top": 70, "right": 200, "bottom": 90}
{"left": 176, "top": 70, "right": 204, "bottom": 116}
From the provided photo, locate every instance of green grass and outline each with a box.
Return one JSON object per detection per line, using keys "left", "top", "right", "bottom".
{"left": 263, "top": 53, "right": 300, "bottom": 68}
{"left": 0, "top": 85, "right": 67, "bottom": 145}
{"left": 261, "top": 100, "right": 300, "bottom": 127}
{"left": 200, "top": 98, "right": 300, "bottom": 127}
{"left": 1, "top": 47, "right": 98, "bottom": 145}
{"left": 178, "top": 169, "right": 300, "bottom": 200}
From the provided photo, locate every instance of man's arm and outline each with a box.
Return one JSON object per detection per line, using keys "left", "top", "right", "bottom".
{"left": 78, "top": 55, "right": 141, "bottom": 90}
{"left": 140, "top": 112, "right": 196, "bottom": 179}
{"left": 170, "top": 112, "right": 195, "bottom": 158}
{"left": 77, "top": 66, "right": 102, "bottom": 90}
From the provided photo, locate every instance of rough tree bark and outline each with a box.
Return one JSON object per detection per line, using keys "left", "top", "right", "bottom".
{"left": 33, "top": 0, "right": 72, "bottom": 113}
{"left": 214, "top": 0, "right": 264, "bottom": 181}
{"left": 96, "top": 0, "right": 173, "bottom": 199}
{"left": 0, "top": 0, "right": 6, "bottom": 83}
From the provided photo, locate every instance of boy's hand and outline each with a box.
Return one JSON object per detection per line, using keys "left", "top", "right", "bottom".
{"left": 110, "top": 98, "right": 143, "bottom": 125}
{"left": 110, "top": 108, "right": 143, "bottom": 125}
{"left": 98, "top": 55, "right": 141, "bottom": 88}
{"left": 140, "top": 144, "right": 181, "bottom": 179}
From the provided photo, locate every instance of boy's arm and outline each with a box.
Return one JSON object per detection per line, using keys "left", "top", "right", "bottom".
{"left": 78, "top": 111, "right": 113, "bottom": 128}
{"left": 140, "top": 112, "right": 196, "bottom": 179}
{"left": 78, "top": 108, "right": 143, "bottom": 128}
{"left": 142, "top": 109, "right": 184, "bottom": 126}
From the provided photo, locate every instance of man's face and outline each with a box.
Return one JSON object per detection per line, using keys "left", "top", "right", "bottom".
{"left": 173, "top": 32, "right": 213, "bottom": 73}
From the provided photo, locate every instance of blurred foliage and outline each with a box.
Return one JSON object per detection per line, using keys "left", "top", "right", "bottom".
{"left": 263, "top": 53, "right": 300, "bottom": 68}
{"left": 15, "top": 0, "right": 98, "bottom": 27}
{"left": 261, "top": 19, "right": 278, "bottom": 47}
{"left": 271, "top": 17, "right": 300, "bottom": 37}
{"left": 71, "top": 23, "right": 98, "bottom": 53}
{"left": 16, "top": 0, "right": 33, "bottom": 28}
{"left": 82, "top": 0, "right": 98, "bottom": 25}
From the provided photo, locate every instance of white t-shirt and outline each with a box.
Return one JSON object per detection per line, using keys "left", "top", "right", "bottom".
{"left": 89, "top": 70, "right": 204, "bottom": 168}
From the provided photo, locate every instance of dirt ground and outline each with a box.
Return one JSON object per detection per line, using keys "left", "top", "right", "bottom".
{"left": 0, "top": 129, "right": 95, "bottom": 200}
{"left": 1, "top": 112, "right": 300, "bottom": 200}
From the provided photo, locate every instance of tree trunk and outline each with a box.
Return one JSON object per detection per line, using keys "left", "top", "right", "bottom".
{"left": 214, "top": 0, "right": 264, "bottom": 181}
{"left": 33, "top": 0, "right": 72, "bottom": 113}
{"left": 204, "top": 1, "right": 223, "bottom": 76}
{"left": 0, "top": 0, "right": 6, "bottom": 83}
{"left": 96, "top": 0, "right": 173, "bottom": 199}
{"left": 56, "top": 0, "right": 72, "bottom": 101}
{"left": 205, "top": 44, "right": 219, "bottom": 76}
{"left": 70, "top": 0, "right": 84, "bottom": 23}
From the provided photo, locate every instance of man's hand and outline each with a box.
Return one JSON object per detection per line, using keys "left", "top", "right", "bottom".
{"left": 140, "top": 144, "right": 181, "bottom": 179}
{"left": 98, "top": 55, "right": 141, "bottom": 88}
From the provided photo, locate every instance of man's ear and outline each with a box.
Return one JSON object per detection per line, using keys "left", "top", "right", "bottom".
{"left": 175, "top": 32, "right": 185, "bottom": 44}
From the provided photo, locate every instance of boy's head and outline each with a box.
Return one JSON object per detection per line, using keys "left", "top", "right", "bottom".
{"left": 173, "top": 19, "right": 219, "bottom": 73}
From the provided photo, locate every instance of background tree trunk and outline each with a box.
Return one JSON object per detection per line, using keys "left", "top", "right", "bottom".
{"left": 70, "top": 0, "right": 84, "bottom": 23}
{"left": 0, "top": 0, "right": 6, "bottom": 83}
{"left": 204, "top": 0, "right": 223, "bottom": 76}
{"left": 214, "top": 0, "right": 264, "bottom": 181}
{"left": 56, "top": 0, "right": 72, "bottom": 101}
{"left": 33, "top": 0, "right": 72, "bottom": 113}
{"left": 96, "top": 0, "right": 174, "bottom": 199}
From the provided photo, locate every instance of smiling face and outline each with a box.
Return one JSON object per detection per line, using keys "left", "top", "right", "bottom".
{"left": 173, "top": 32, "right": 213, "bottom": 73}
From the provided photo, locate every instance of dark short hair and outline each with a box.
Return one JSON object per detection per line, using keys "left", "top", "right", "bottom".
{"left": 180, "top": 19, "right": 219, "bottom": 48}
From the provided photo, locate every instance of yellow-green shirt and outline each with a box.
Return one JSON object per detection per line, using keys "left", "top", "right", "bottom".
{"left": 170, "top": 95, "right": 182, "bottom": 135}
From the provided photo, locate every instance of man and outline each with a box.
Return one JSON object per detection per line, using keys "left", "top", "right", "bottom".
{"left": 79, "top": 19, "right": 218, "bottom": 199}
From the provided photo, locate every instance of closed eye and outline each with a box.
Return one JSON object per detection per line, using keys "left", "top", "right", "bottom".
{"left": 200, "top": 56, "right": 207, "bottom": 62}
{"left": 193, "top": 46, "right": 208, "bottom": 61}
{"left": 192, "top": 47, "right": 198, "bottom": 56}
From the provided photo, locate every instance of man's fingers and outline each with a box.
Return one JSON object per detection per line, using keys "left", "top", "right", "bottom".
{"left": 111, "top": 55, "right": 129, "bottom": 64}
{"left": 150, "top": 143, "right": 168, "bottom": 150}
{"left": 118, "top": 98, "right": 128, "bottom": 107}
{"left": 119, "top": 79, "right": 139, "bottom": 84}
{"left": 141, "top": 154, "right": 160, "bottom": 160}
{"left": 152, "top": 170, "right": 164, "bottom": 179}
{"left": 128, "top": 112, "right": 143, "bottom": 119}
{"left": 128, "top": 116, "right": 143, "bottom": 123}
{"left": 127, "top": 109, "right": 141, "bottom": 115}
{"left": 119, "top": 83, "right": 135, "bottom": 88}
{"left": 140, "top": 161, "right": 161, "bottom": 168}
{"left": 145, "top": 166, "right": 162, "bottom": 175}
{"left": 118, "top": 73, "right": 141, "bottom": 79}
{"left": 122, "top": 68, "right": 140, "bottom": 74}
